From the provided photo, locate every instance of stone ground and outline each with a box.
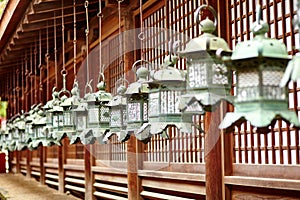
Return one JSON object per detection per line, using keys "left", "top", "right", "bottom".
{"left": 0, "top": 173, "right": 80, "bottom": 200}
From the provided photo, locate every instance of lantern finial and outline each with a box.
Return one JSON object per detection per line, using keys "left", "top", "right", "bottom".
{"left": 200, "top": 17, "right": 215, "bottom": 34}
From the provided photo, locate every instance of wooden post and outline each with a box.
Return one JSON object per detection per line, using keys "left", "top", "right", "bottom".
{"left": 16, "top": 150, "right": 20, "bottom": 173}
{"left": 204, "top": 109, "right": 222, "bottom": 200}
{"left": 127, "top": 136, "right": 139, "bottom": 200}
{"left": 26, "top": 149, "right": 31, "bottom": 178}
{"left": 40, "top": 146, "right": 45, "bottom": 184}
{"left": 58, "top": 138, "right": 67, "bottom": 193}
{"left": 84, "top": 144, "right": 94, "bottom": 200}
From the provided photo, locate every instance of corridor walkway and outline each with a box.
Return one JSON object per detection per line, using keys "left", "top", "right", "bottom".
{"left": 0, "top": 173, "right": 80, "bottom": 200}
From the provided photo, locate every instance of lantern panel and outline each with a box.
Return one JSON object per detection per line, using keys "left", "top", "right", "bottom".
{"left": 127, "top": 102, "right": 141, "bottom": 122}
{"left": 212, "top": 63, "right": 229, "bottom": 85}
{"left": 76, "top": 114, "right": 87, "bottom": 131}
{"left": 46, "top": 112, "right": 53, "bottom": 125}
{"left": 237, "top": 70, "right": 259, "bottom": 102}
{"left": 188, "top": 60, "right": 207, "bottom": 88}
{"left": 262, "top": 70, "right": 286, "bottom": 100}
{"left": 143, "top": 102, "right": 148, "bottom": 120}
{"left": 110, "top": 109, "right": 121, "bottom": 127}
{"left": 149, "top": 92, "right": 159, "bottom": 117}
{"left": 88, "top": 108, "right": 99, "bottom": 124}
{"left": 63, "top": 111, "right": 73, "bottom": 126}
{"left": 123, "top": 109, "right": 127, "bottom": 125}
{"left": 100, "top": 106, "right": 110, "bottom": 122}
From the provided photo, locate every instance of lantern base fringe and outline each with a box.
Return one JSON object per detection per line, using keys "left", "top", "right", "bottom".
{"left": 179, "top": 92, "right": 233, "bottom": 113}
{"left": 136, "top": 122, "right": 194, "bottom": 143}
{"left": 102, "top": 130, "right": 130, "bottom": 143}
{"left": 219, "top": 109, "right": 300, "bottom": 133}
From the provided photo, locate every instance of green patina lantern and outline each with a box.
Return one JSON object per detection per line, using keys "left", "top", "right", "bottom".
{"left": 43, "top": 88, "right": 60, "bottom": 139}
{"left": 5, "top": 120, "right": 14, "bottom": 151}
{"left": 280, "top": 1, "right": 300, "bottom": 87}
{"left": 125, "top": 60, "right": 150, "bottom": 140}
{"left": 72, "top": 98, "right": 88, "bottom": 144}
{"left": 178, "top": 5, "right": 232, "bottom": 113}
{"left": 56, "top": 81, "right": 80, "bottom": 142}
{"left": 10, "top": 114, "right": 27, "bottom": 151}
{"left": 103, "top": 85, "right": 128, "bottom": 142}
{"left": 79, "top": 76, "right": 112, "bottom": 145}
{"left": 219, "top": 5, "right": 300, "bottom": 132}
{"left": 30, "top": 107, "right": 61, "bottom": 149}
{"left": 24, "top": 106, "right": 37, "bottom": 150}
{"left": 137, "top": 54, "right": 193, "bottom": 143}
{"left": 15, "top": 114, "right": 27, "bottom": 151}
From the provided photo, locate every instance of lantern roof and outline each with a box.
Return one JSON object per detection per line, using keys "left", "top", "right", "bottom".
{"left": 149, "top": 55, "right": 186, "bottom": 86}
{"left": 125, "top": 66, "right": 149, "bottom": 95}
{"left": 178, "top": 18, "right": 231, "bottom": 55}
{"left": 108, "top": 86, "right": 127, "bottom": 107}
{"left": 231, "top": 20, "right": 290, "bottom": 61}
{"left": 61, "top": 81, "right": 81, "bottom": 107}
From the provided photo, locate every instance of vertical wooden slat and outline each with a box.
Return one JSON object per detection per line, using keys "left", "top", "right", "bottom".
{"left": 58, "top": 138, "right": 66, "bottom": 193}
{"left": 278, "top": 120, "right": 284, "bottom": 164}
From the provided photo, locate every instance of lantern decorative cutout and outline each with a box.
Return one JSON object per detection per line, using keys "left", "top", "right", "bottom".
{"left": 125, "top": 60, "right": 150, "bottom": 140}
{"left": 219, "top": 5, "right": 300, "bottom": 132}
{"left": 3, "top": 123, "right": 12, "bottom": 151}
{"left": 280, "top": 1, "right": 300, "bottom": 87}
{"left": 56, "top": 81, "right": 80, "bottom": 142}
{"left": 178, "top": 5, "right": 232, "bottom": 113}
{"left": 137, "top": 54, "right": 193, "bottom": 143}
{"left": 103, "top": 85, "right": 128, "bottom": 143}
{"left": 5, "top": 119, "right": 15, "bottom": 151}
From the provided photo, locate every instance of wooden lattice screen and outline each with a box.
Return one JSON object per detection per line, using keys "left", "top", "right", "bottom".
{"left": 229, "top": 0, "right": 300, "bottom": 165}
{"left": 141, "top": 0, "right": 206, "bottom": 164}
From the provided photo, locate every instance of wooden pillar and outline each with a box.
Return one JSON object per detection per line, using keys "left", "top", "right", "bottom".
{"left": 40, "top": 146, "right": 45, "bottom": 184}
{"left": 26, "top": 149, "right": 31, "bottom": 178}
{"left": 204, "top": 109, "right": 222, "bottom": 200}
{"left": 127, "top": 136, "right": 139, "bottom": 200}
{"left": 84, "top": 144, "right": 95, "bottom": 200}
{"left": 16, "top": 151, "right": 21, "bottom": 173}
{"left": 58, "top": 138, "right": 67, "bottom": 193}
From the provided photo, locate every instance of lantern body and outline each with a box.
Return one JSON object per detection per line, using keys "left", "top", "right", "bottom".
{"left": 137, "top": 58, "right": 193, "bottom": 142}
{"left": 74, "top": 103, "right": 87, "bottom": 132}
{"left": 219, "top": 17, "right": 300, "bottom": 131}
{"left": 178, "top": 18, "right": 232, "bottom": 113}
{"left": 125, "top": 80, "right": 149, "bottom": 134}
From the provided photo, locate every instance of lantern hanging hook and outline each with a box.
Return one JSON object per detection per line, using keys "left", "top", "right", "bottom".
{"left": 132, "top": 59, "right": 151, "bottom": 74}
{"left": 194, "top": 5, "right": 217, "bottom": 29}
{"left": 85, "top": 79, "right": 93, "bottom": 95}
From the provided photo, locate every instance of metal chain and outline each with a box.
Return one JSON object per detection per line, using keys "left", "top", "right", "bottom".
{"left": 117, "top": 0, "right": 124, "bottom": 83}
{"left": 39, "top": 30, "right": 43, "bottom": 102}
{"left": 73, "top": 0, "right": 77, "bottom": 80}
{"left": 61, "top": 0, "right": 67, "bottom": 92}
{"left": 46, "top": 22, "right": 50, "bottom": 100}
{"left": 85, "top": 0, "right": 90, "bottom": 87}
{"left": 98, "top": 0, "right": 103, "bottom": 75}
{"left": 54, "top": 12, "right": 58, "bottom": 87}
{"left": 34, "top": 39, "right": 38, "bottom": 104}
{"left": 138, "top": 0, "right": 145, "bottom": 60}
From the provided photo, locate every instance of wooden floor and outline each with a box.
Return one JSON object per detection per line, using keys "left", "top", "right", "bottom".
{"left": 0, "top": 173, "right": 80, "bottom": 200}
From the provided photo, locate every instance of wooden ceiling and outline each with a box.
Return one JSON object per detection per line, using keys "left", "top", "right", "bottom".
{"left": 0, "top": 0, "right": 130, "bottom": 75}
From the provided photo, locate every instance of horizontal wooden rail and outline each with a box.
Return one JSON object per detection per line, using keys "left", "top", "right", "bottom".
{"left": 65, "top": 184, "right": 85, "bottom": 193}
{"left": 94, "top": 182, "right": 128, "bottom": 195}
{"left": 224, "top": 176, "right": 300, "bottom": 191}
{"left": 45, "top": 180, "right": 59, "bottom": 187}
{"left": 93, "top": 191, "right": 127, "bottom": 200}
{"left": 140, "top": 191, "right": 195, "bottom": 200}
